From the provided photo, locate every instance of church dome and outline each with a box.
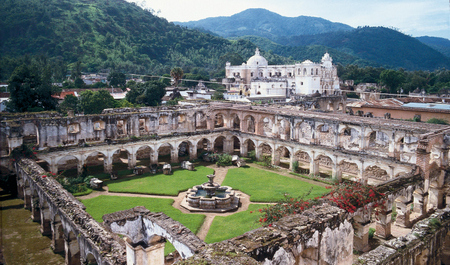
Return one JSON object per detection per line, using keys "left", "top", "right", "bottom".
{"left": 247, "top": 48, "right": 268, "bottom": 66}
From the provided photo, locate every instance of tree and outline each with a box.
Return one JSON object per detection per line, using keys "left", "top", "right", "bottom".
{"left": 126, "top": 81, "right": 166, "bottom": 106}
{"left": 70, "top": 61, "right": 82, "bottom": 80}
{"left": 78, "top": 90, "right": 116, "bottom": 114}
{"left": 59, "top": 94, "right": 78, "bottom": 114}
{"left": 379, "top": 69, "right": 405, "bottom": 94}
{"left": 212, "top": 91, "right": 224, "bottom": 100}
{"left": 170, "top": 67, "right": 184, "bottom": 87}
{"left": 107, "top": 72, "right": 126, "bottom": 89}
{"left": 7, "top": 62, "right": 59, "bottom": 112}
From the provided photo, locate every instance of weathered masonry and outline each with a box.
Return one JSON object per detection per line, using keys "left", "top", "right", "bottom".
{"left": 2, "top": 102, "right": 450, "bottom": 264}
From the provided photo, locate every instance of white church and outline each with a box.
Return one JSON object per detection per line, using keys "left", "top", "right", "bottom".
{"left": 223, "top": 48, "right": 340, "bottom": 101}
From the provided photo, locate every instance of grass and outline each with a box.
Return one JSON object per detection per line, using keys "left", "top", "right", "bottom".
{"left": 81, "top": 195, "right": 205, "bottom": 255}
{"left": 204, "top": 204, "right": 265, "bottom": 244}
{"left": 222, "top": 167, "right": 328, "bottom": 202}
{"left": 105, "top": 166, "right": 214, "bottom": 195}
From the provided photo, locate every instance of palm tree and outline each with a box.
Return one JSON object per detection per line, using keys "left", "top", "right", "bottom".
{"left": 170, "top": 67, "right": 184, "bottom": 87}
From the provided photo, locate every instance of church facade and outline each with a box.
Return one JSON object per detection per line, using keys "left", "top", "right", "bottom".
{"left": 223, "top": 48, "right": 340, "bottom": 99}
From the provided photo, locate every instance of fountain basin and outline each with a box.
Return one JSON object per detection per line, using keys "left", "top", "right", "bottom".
{"left": 183, "top": 184, "right": 239, "bottom": 212}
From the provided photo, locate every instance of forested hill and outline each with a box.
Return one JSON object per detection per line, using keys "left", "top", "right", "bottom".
{"left": 0, "top": 0, "right": 291, "bottom": 77}
{"left": 175, "top": 8, "right": 353, "bottom": 39}
{"left": 275, "top": 27, "right": 450, "bottom": 70}
{"left": 416, "top": 36, "right": 450, "bottom": 58}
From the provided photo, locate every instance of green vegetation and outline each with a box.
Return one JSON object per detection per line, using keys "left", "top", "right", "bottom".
{"left": 368, "top": 227, "right": 376, "bottom": 239}
{"left": 208, "top": 153, "right": 232, "bottom": 166}
{"left": 81, "top": 195, "right": 205, "bottom": 255}
{"left": 222, "top": 167, "right": 328, "bottom": 202}
{"left": 105, "top": 166, "right": 215, "bottom": 195}
{"left": 205, "top": 204, "right": 263, "bottom": 243}
{"left": 78, "top": 89, "right": 116, "bottom": 114}
{"left": 125, "top": 80, "right": 166, "bottom": 106}
{"left": 426, "top": 118, "right": 448, "bottom": 125}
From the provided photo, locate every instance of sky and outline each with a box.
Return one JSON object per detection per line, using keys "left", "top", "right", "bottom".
{"left": 127, "top": 0, "right": 450, "bottom": 39}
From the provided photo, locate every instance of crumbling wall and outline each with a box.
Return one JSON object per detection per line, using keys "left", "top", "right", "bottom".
{"left": 357, "top": 208, "right": 450, "bottom": 265}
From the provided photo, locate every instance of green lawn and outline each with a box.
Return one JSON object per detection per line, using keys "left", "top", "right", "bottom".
{"left": 204, "top": 204, "right": 264, "bottom": 244}
{"left": 222, "top": 167, "right": 328, "bottom": 202}
{"left": 81, "top": 195, "right": 205, "bottom": 255}
{"left": 105, "top": 166, "right": 215, "bottom": 195}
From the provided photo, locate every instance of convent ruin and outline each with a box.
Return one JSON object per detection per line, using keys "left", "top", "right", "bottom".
{"left": 1, "top": 100, "right": 449, "bottom": 265}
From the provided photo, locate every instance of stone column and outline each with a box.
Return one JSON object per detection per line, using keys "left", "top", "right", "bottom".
{"left": 77, "top": 157, "right": 85, "bottom": 175}
{"left": 353, "top": 221, "right": 371, "bottom": 252}
{"left": 51, "top": 221, "right": 64, "bottom": 253}
{"left": 40, "top": 206, "right": 52, "bottom": 236}
{"left": 49, "top": 158, "right": 58, "bottom": 175}
{"left": 309, "top": 159, "right": 319, "bottom": 176}
{"left": 375, "top": 200, "right": 392, "bottom": 239}
{"left": 127, "top": 152, "right": 137, "bottom": 169}
{"left": 331, "top": 160, "right": 341, "bottom": 181}
{"left": 64, "top": 237, "right": 81, "bottom": 265}
{"left": 428, "top": 185, "right": 445, "bottom": 210}
{"left": 272, "top": 149, "right": 280, "bottom": 166}
{"left": 103, "top": 155, "right": 113, "bottom": 173}
{"left": 125, "top": 238, "right": 165, "bottom": 265}
{"left": 189, "top": 145, "right": 197, "bottom": 160}
{"left": 395, "top": 199, "right": 412, "bottom": 228}
{"left": 240, "top": 141, "right": 248, "bottom": 157}
{"left": 23, "top": 187, "right": 31, "bottom": 210}
{"left": 388, "top": 132, "right": 396, "bottom": 157}
{"left": 150, "top": 150, "right": 159, "bottom": 165}
{"left": 413, "top": 190, "right": 428, "bottom": 217}
{"left": 289, "top": 154, "right": 295, "bottom": 171}
{"left": 170, "top": 149, "right": 178, "bottom": 163}
{"left": 223, "top": 139, "right": 233, "bottom": 154}
{"left": 31, "top": 197, "right": 41, "bottom": 222}
{"left": 17, "top": 178, "right": 24, "bottom": 199}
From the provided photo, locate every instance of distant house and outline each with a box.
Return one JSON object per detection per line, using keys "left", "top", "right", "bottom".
{"left": 0, "top": 92, "right": 10, "bottom": 112}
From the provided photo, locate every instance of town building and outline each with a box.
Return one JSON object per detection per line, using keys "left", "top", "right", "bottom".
{"left": 222, "top": 48, "right": 340, "bottom": 101}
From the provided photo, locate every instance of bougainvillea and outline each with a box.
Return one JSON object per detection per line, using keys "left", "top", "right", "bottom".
{"left": 257, "top": 181, "right": 386, "bottom": 226}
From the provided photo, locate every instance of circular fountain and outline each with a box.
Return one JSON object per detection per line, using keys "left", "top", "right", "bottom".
{"left": 181, "top": 174, "right": 240, "bottom": 212}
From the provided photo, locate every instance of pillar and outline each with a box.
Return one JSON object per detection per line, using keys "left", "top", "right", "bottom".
{"left": 125, "top": 238, "right": 165, "bottom": 265}
{"left": 272, "top": 149, "right": 279, "bottom": 166}
{"left": 65, "top": 237, "right": 81, "bottom": 265}
{"left": 23, "top": 187, "right": 31, "bottom": 210}
{"left": 289, "top": 155, "right": 295, "bottom": 171}
{"left": 189, "top": 145, "right": 197, "bottom": 160}
{"left": 31, "top": 197, "right": 41, "bottom": 222}
{"left": 17, "top": 178, "right": 24, "bottom": 199}
{"left": 375, "top": 200, "right": 392, "bottom": 239}
{"left": 103, "top": 155, "right": 113, "bottom": 173}
{"left": 240, "top": 141, "right": 248, "bottom": 157}
{"left": 49, "top": 161, "right": 58, "bottom": 176}
{"left": 77, "top": 158, "right": 84, "bottom": 175}
{"left": 170, "top": 149, "right": 178, "bottom": 163}
{"left": 223, "top": 139, "right": 233, "bottom": 154}
{"left": 51, "top": 220, "right": 64, "bottom": 253}
{"left": 428, "top": 185, "right": 445, "bottom": 210}
{"left": 150, "top": 150, "right": 158, "bottom": 165}
{"left": 309, "top": 159, "right": 319, "bottom": 176}
{"left": 395, "top": 199, "right": 412, "bottom": 228}
{"left": 353, "top": 221, "right": 371, "bottom": 252}
{"left": 127, "top": 152, "right": 137, "bottom": 169}
{"left": 40, "top": 206, "right": 52, "bottom": 236}
{"left": 331, "top": 161, "right": 341, "bottom": 181}
{"left": 413, "top": 190, "right": 428, "bottom": 217}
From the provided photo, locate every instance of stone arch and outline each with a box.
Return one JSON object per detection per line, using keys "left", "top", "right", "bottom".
{"left": 338, "top": 160, "right": 359, "bottom": 180}
{"left": 197, "top": 138, "right": 211, "bottom": 154}
{"left": 84, "top": 252, "right": 98, "bottom": 265}
{"left": 116, "top": 118, "right": 128, "bottom": 136}
{"left": 51, "top": 214, "right": 64, "bottom": 253}
{"left": 243, "top": 115, "right": 256, "bottom": 133}
{"left": 157, "top": 143, "right": 173, "bottom": 164}
{"left": 243, "top": 139, "right": 256, "bottom": 157}
{"left": 136, "top": 145, "right": 153, "bottom": 165}
{"left": 294, "top": 121, "right": 313, "bottom": 144}
{"left": 22, "top": 122, "right": 39, "bottom": 146}
{"left": 66, "top": 230, "right": 81, "bottom": 265}
{"left": 213, "top": 136, "right": 225, "bottom": 153}
{"left": 316, "top": 123, "right": 334, "bottom": 146}
{"left": 258, "top": 143, "right": 273, "bottom": 161}
{"left": 111, "top": 148, "right": 130, "bottom": 172}
{"left": 314, "top": 154, "right": 334, "bottom": 178}
{"left": 368, "top": 131, "right": 389, "bottom": 151}
{"left": 231, "top": 114, "right": 241, "bottom": 130}
{"left": 85, "top": 151, "right": 106, "bottom": 168}
{"left": 274, "top": 146, "right": 291, "bottom": 168}
{"left": 279, "top": 119, "right": 291, "bottom": 140}
{"left": 339, "top": 126, "right": 360, "bottom": 149}
{"left": 337, "top": 103, "right": 344, "bottom": 112}
{"left": 214, "top": 113, "right": 225, "bottom": 128}
{"left": 31, "top": 188, "right": 40, "bottom": 221}
{"left": 261, "top": 116, "right": 274, "bottom": 137}
{"left": 293, "top": 150, "right": 311, "bottom": 174}
{"left": 231, "top": 136, "right": 241, "bottom": 155}
{"left": 56, "top": 155, "right": 79, "bottom": 174}
{"left": 363, "top": 165, "right": 388, "bottom": 182}
{"left": 195, "top": 112, "right": 207, "bottom": 129}
{"left": 327, "top": 102, "right": 334, "bottom": 111}
{"left": 178, "top": 141, "right": 193, "bottom": 161}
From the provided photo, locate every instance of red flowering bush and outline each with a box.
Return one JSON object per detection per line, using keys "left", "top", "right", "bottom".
{"left": 257, "top": 181, "right": 386, "bottom": 225}
{"left": 327, "top": 181, "right": 385, "bottom": 213}
{"left": 9, "top": 144, "right": 37, "bottom": 161}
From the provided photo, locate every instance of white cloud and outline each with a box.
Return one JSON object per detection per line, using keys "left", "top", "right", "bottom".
{"left": 127, "top": 0, "right": 450, "bottom": 38}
